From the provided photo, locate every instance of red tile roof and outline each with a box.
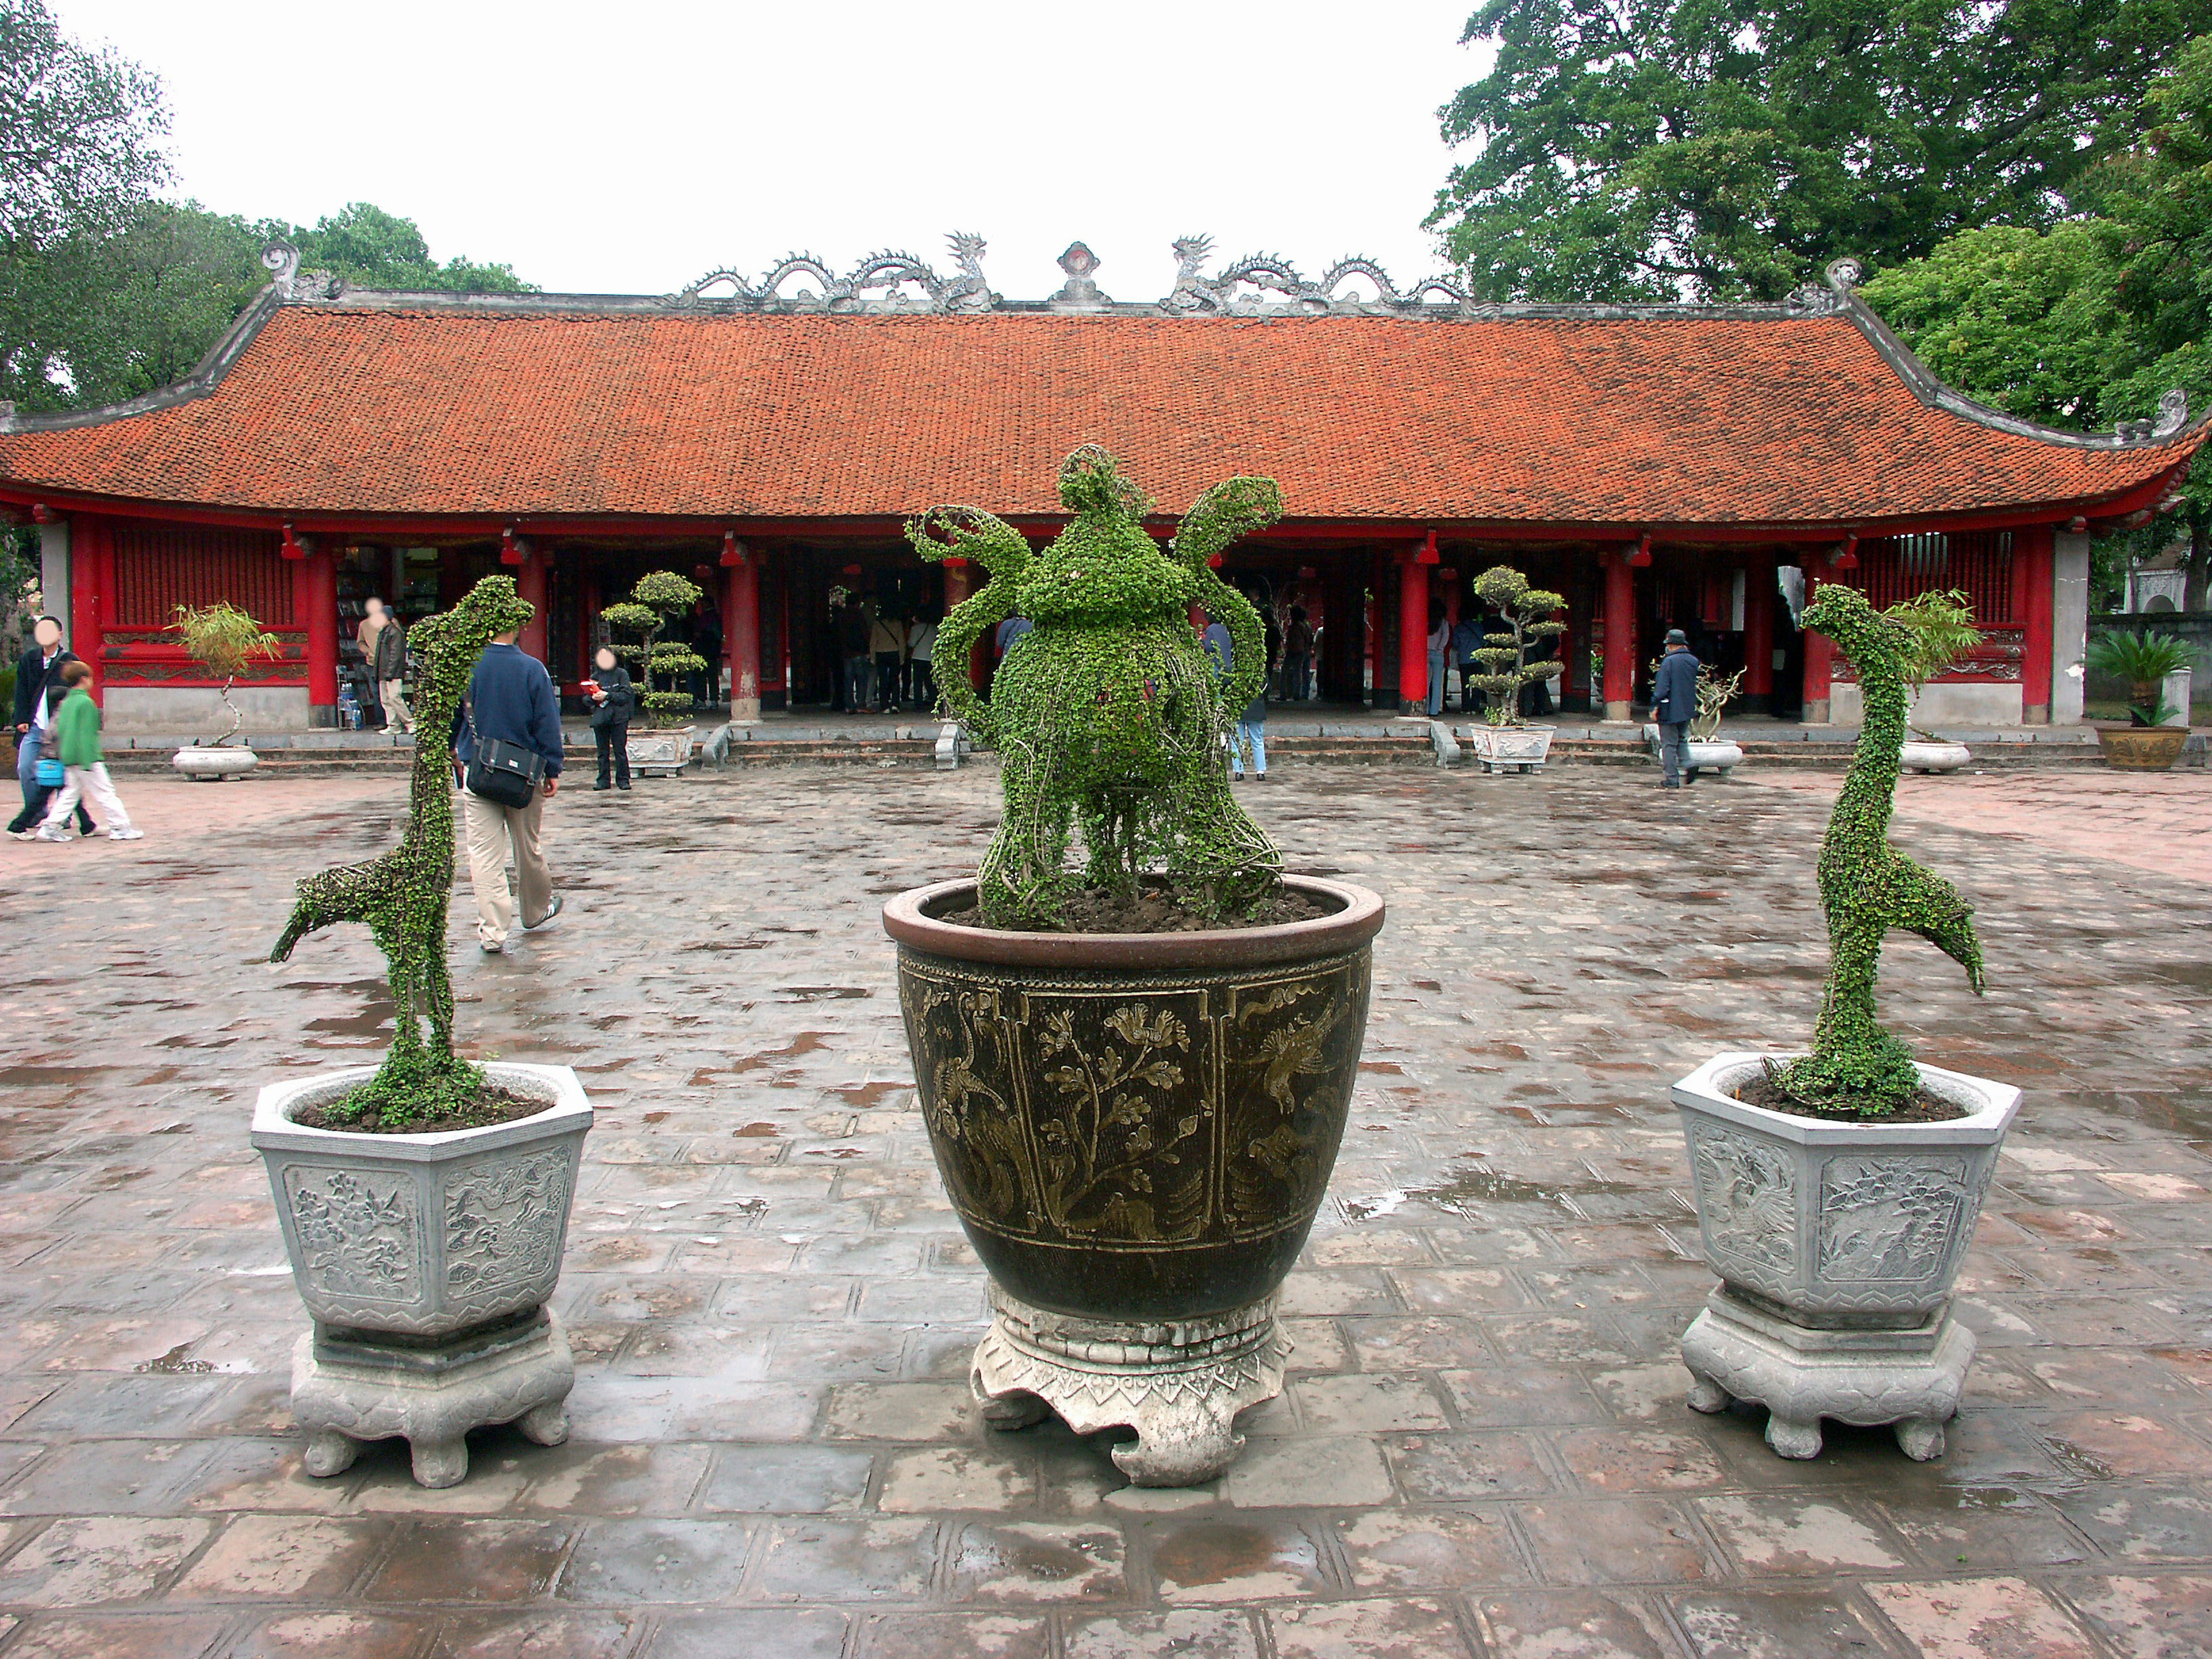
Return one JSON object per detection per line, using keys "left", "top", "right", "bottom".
{"left": 0, "top": 303, "right": 2196, "bottom": 528}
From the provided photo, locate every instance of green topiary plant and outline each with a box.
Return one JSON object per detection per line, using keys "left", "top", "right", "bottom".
{"left": 269, "top": 575, "right": 536, "bottom": 1128}
{"left": 2087, "top": 628, "right": 2192, "bottom": 727}
{"left": 171, "top": 601, "right": 281, "bottom": 746}
{"left": 908, "top": 444, "right": 1283, "bottom": 929}
{"left": 604, "top": 571, "right": 706, "bottom": 728}
{"left": 1465, "top": 566, "right": 1567, "bottom": 725}
{"left": 1771, "top": 584, "right": 1986, "bottom": 1115}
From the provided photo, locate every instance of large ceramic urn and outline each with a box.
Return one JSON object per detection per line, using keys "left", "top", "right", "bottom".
{"left": 884, "top": 876, "right": 1383, "bottom": 1484}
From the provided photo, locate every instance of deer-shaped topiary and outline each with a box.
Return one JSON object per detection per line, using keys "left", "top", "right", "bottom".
{"left": 1773, "top": 583, "right": 1984, "bottom": 1113}
{"left": 271, "top": 575, "right": 537, "bottom": 1126}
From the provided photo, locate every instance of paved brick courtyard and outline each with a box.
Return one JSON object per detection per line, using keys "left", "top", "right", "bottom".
{"left": 2, "top": 760, "right": 2210, "bottom": 1659}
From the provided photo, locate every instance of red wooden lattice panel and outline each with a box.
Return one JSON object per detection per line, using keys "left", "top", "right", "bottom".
{"left": 1843, "top": 532, "right": 2015, "bottom": 625}
{"left": 110, "top": 524, "right": 291, "bottom": 628}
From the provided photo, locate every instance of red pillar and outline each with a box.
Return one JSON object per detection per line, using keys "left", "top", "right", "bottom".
{"left": 1801, "top": 551, "right": 1832, "bottom": 724}
{"left": 70, "top": 516, "right": 104, "bottom": 699}
{"left": 305, "top": 543, "right": 339, "bottom": 725}
{"left": 1601, "top": 550, "right": 1635, "bottom": 720}
{"left": 941, "top": 560, "right": 983, "bottom": 695}
{"left": 1397, "top": 554, "right": 1429, "bottom": 714}
{"left": 728, "top": 547, "right": 761, "bottom": 720}
{"left": 2018, "top": 522, "right": 2055, "bottom": 724}
{"left": 1744, "top": 554, "right": 1776, "bottom": 708}
{"left": 517, "top": 546, "right": 549, "bottom": 664}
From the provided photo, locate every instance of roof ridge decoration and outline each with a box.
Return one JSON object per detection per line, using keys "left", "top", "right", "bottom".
{"left": 260, "top": 241, "right": 343, "bottom": 303}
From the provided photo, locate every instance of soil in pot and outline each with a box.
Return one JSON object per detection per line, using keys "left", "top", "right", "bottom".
{"left": 1731, "top": 1069, "right": 1967, "bottom": 1124}
{"left": 294, "top": 1081, "right": 550, "bottom": 1135}
{"left": 941, "top": 882, "right": 1335, "bottom": 934}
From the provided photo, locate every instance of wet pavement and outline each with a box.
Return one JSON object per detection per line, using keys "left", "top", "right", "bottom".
{"left": 2, "top": 761, "right": 2210, "bottom": 1658}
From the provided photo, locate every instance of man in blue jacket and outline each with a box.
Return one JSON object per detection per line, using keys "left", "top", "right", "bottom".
{"left": 453, "top": 620, "right": 564, "bottom": 953}
{"left": 1651, "top": 627, "right": 1700, "bottom": 789}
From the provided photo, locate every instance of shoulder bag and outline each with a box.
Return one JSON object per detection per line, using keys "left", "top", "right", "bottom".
{"left": 464, "top": 701, "right": 543, "bottom": 810}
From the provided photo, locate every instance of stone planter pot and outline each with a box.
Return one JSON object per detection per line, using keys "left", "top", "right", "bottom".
{"left": 1643, "top": 726, "right": 1743, "bottom": 778}
{"left": 1461, "top": 723, "right": 1555, "bottom": 774}
{"left": 173, "top": 745, "right": 258, "bottom": 781}
{"left": 2097, "top": 724, "right": 2188, "bottom": 771}
{"left": 883, "top": 876, "right": 1384, "bottom": 1484}
{"left": 249, "top": 1062, "right": 593, "bottom": 1487}
{"left": 1901, "top": 740, "right": 1970, "bottom": 774}
{"left": 1672, "top": 1051, "right": 2020, "bottom": 1462}
{"left": 626, "top": 726, "right": 695, "bottom": 777}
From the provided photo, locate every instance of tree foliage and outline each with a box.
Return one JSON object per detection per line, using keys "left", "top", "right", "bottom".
{"left": 604, "top": 571, "right": 705, "bottom": 728}
{"left": 1430, "top": 0, "right": 2208, "bottom": 303}
{"left": 0, "top": 0, "right": 168, "bottom": 248}
{"left": 1465, "top": 565, "right": 1566, "bottom": 725}
{"left": 284, "top": 202, "right": 531, "bottom": 296}
{"left": 171, "top": 599, "right": 279, "bottom": 744}
{"left": 908, "top": 446, "right": 1283, "bottom": 929}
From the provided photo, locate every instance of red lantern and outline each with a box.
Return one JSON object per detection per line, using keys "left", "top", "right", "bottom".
{"left": 1628, "top": 533, "right": 1653, "bottom": 568}
{"left": 29, "top": 502, "right": 52, "bottom": 525}
{"left": 499, "top": 527, "right": 522, "bottom": 566}
{"left": 1416, "top": 529, "right": 1440, "bottom": 565}
{"left": 719, "top": 532, "right": 744, "bottom": 568}
{"left": 1832, "top": 533, "right": 1860, "bottom": 571}
{"left": 1207, "top": 552, "right": 1225, "bottom": 569}
{"left": 281, "top": 522, "right": 304, "bottom": 561}
{"left": 942, "top": 556, "right": 968, "bottom": 569}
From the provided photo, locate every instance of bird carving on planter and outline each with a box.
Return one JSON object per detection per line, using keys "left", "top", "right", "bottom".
{"left": 271, "top": 576, "right": 536, "bottom": 1069}
{"left": 1779, "top": 582, "right": 1984, "bottom": 1111}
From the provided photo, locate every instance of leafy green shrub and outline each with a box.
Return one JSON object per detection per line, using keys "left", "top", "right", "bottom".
{"left": 908, "top": 445, "right": 1282, "bottom": 929}
{"left": 1771, "top": 585, "right": 1985, "bottom": 1115}
{"left": 2088, "top": 629, "right": 2192, "bottom": 727}
{"left": 603, "top": 570, "right": 706, "bottom": 728}
{"left": 1464, "top": 566, "right": 1567, "bottom": 725}
{"left": 171, "top": 600, "right": 279, "bottom": 745}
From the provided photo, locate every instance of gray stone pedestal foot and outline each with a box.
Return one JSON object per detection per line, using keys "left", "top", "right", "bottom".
{"left": 290, "top": 1308, "right": 575, "bottom": 1490}
{"left": 971, "top": 1287, "right": 1289, "bottom": 1487}
{"left": 1681, "top": 1289, "right": 1973, "bottom": 1462}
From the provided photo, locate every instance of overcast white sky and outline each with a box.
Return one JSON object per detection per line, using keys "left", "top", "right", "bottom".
{"left": 53, "top": 1, "right": 1492, "bottom": 301}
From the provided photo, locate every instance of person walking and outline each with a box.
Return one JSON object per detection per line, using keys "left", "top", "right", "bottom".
{"left": 837, "top": 600, "right": 872, "bottom": 714}
{"left": 1232, "top": 669, "right": 1268, "bottom": 782}
{"left": 1652, "top": 627, "right": 1700, "bottom": 789}
{"left": 31, "top": 662, "right": 139, "bottom": 841}
{"left": 908, "top": 612, "right": 938, "bottom": 713}
{"left": 869, "top": 608, "right": 906, "bottom": 713}
{"left": 1282, "top": 606, "right": 1313, "bottom": 702}
{"left": 585, "top": 645, "right": 634, "bottom": 791}
{"left": 1452, "top": 610, "right": 1484, "bottom": 715}
{"left": 454, "top": 616, "right": 565, "bottom": 953}
{"left": 1425, "top": 604, "right": 1449, "bottom": 717}
{"left": 360, "top": 599, "right": 413, "bottom": 734}
{"left": 10, "top": 617, "right": 93, "bottom": 837}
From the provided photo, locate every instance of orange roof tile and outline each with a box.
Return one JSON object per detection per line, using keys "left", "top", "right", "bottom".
{"left": 0, "top": 301, "right": 2195, "bottom": 528}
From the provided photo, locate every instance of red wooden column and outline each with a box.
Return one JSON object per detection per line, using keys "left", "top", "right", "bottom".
{"left": 1601, "top": 550, "right": 1635, "bottom": 721}
{"left": 2017, "top": 522, "right": 2055, "bottom": 724}
{"left": 1743, "top": 554, "right": 1776, "bottom": 711}
{"left": 70, "top": 515, "right": 105, "bottom": 698}
{"left": 305, "top": 543, "right": 339, "bottom": 725}
{"left": 726, "top": 540, "right": 762, "bottom": 721}
{"left": 1801, "top": 551, "right": 1832, "bottom": 724}
{"left": 941, "top": 559, "right": 983, "bottom": 694}
{"left": 1397, "top": 553, "right": 1429, "bottom": 714}
{"left": 516, "top": 545, "right": 550, "bottom": 664}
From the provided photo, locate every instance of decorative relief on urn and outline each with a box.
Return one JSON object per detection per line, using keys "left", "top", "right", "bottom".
{"left": 1688, "top": 1124, "right": 1797, "bottom": 1274}
{"left": 444, "top": 1149, "right": 574, "bottom": 1297}
{"left": 286, "top": 1167, "right": 418, "bottom": 1301}
{"left": 1817, "top": 1155, "right": 1970, "bottom": 1283}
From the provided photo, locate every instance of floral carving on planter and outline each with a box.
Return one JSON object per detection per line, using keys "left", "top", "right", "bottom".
{"left": 287, "top": 1168, "right": 417, "bottom": 1300}
{"left": 1036, "top": 1002, "right": 1200, "bottom": 1240}
{"left": 1689, "top": 1125, "right": 1796, "bottom": 1273}
{"left": 1818, "top": 1156, "right": 1969, "bottom": 1282}
{"left": 445, "top": 1150, "right": 574, "bottom": 1296}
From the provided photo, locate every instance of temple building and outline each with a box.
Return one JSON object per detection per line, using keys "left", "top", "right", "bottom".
{"left": 0, "top": 237, "right": 2199, "bottom": 732}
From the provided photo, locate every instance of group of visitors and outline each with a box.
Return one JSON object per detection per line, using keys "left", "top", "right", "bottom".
{"left": 836, "top": 597, "right": 940, "bottom": 714}
{"left": 10, "top": 615, "right": 140, "bottom": 842}
{"left": 1425, "top": 603, "right": 1563, "bottom": 719}
{"left": 355, "top": 597, "right": 414, "bottom": 734}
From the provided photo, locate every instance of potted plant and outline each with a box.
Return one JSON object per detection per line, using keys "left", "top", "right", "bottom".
{"left": 253, "top": 575, "right": 592, "bottom": 1488}
{"left": 1673, "top": 583, "right": 2018, "bottom": 1463}
{"left": 2087, "top": 629, "right": 2194, "bottom": 770}
{"left": 604, "top": 570, "right": 708, "bottom": 776}
{"left": 169, "top": 601, "right": 279, "bottom": 779}
{"left": 1460, "top": 565, "right": 1567, "bottom": 772}
{"left": 1882, "top": 587, "right": 1982, "bottom": 775}
{"left": 1643, "top": 663, "right": 1748, "bottom": 779}
{"left": 882, "top": 446, "right": 1384, "bottom": 1487}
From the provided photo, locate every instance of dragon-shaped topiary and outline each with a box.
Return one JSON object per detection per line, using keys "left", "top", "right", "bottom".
{"left": 271, "top": 575, "right": 536, "bottom": 1128}
{"left": 1773, "top": 584, "right": 1985, "bottom": 1114}
{"left": 908, "top": 445, "right": 1283, "bottom": 929}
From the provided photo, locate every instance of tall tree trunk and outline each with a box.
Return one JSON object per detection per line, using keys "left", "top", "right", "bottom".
{"left": 2184, "top": 513, "right": 2211, "bottom": 614}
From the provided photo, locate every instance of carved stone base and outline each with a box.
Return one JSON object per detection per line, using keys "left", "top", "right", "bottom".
{"left": 1682, "top": 1289, "right": 1974, "bottom": 1462}
{"left": 971, "top": 1287, "right": 1289, "bottom": 1487}
{"left": 290, "top": 1308, "right": 574, "bottom": 1488}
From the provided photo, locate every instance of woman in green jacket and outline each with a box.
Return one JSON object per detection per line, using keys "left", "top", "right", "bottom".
{"left": 32, "top": 662, "right": 141, "bottom": 842}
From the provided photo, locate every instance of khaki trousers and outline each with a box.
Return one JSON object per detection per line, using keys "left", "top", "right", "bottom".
{"left": 459, "top": 786, "right": 552, "bottom": 945}
{"left": 379, "top": 677, "right": 413, "bottom": 733}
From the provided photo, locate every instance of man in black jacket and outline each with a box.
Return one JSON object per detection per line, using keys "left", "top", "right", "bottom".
{"left": 453, "top": 620, "right": 564, "bottom": 953}
{"left": 1651, "top": 627, "right": 1701, "bottom": 789}
{"left": 10, "top": 616, "right": 94, "bottom": 836}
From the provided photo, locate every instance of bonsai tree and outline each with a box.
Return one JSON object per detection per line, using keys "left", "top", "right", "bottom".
{"left": 1689, "top": 665, "right": 1747, "bottom": 742}
{"left": 2088, "top": 629, "right": 2193, "bottom": 727}
{"left": 171, "top": 601, "right": 280, "bottom": 746}
{"left": 268, "top": 575, "right": 536, "bottom": 1128}
{"left": 908, "top": 444, "right": 1282, "bottom": 929}
{"left": 1770, "top": 584, "right": 1986, "bottom": 1115}
{"left": 603, "top": 571, "right": 707, "bottom": 727}
{"left": 1887, "top": 586, "right": 1983, "bottom": 740}
{"left": 1464, "top": 566, "right": 1567, "bottom": 725}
